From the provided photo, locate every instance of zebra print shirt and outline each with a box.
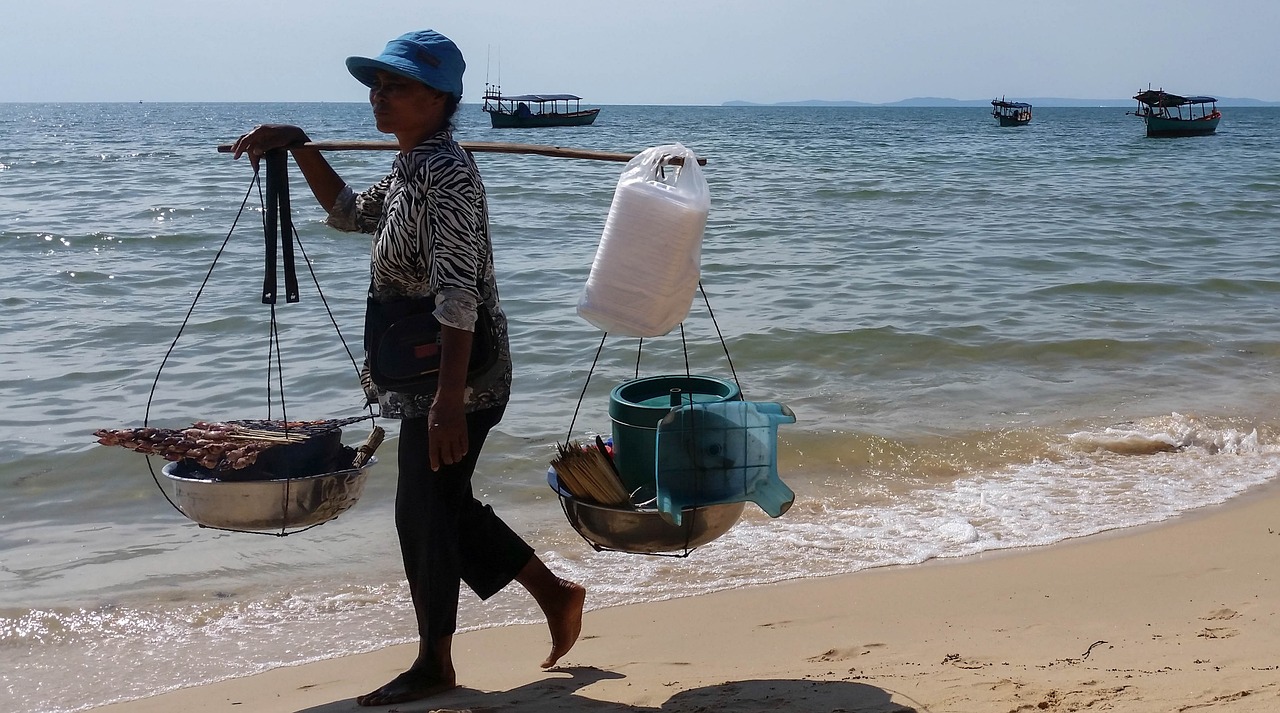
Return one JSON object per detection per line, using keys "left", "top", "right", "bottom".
{"left": 327, "top": 130, "right": 512, "bottom": 418}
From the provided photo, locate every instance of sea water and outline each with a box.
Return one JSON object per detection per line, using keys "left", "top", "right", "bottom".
{"left": 3, "top": 102, "right": 1280, "bottom": 712}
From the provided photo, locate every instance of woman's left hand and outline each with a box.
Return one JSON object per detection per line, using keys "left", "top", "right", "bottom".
{"left": 231, "top": 124, "right": 311, "bottom": 168}
{"left": 427, "top": 400, "right": 468, "bottom": 471}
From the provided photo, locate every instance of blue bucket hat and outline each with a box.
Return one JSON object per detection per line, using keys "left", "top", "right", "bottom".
{"left": 346, "top": 30, "right": 465, "bottom": 98}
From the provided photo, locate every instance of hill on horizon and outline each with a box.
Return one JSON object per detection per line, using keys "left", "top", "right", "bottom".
{"left": 723, "top": 96, "right": 1280, "bottom": 107}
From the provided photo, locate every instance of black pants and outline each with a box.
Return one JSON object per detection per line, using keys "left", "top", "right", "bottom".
{"left": 396, "top": 407, "right": 534, "bottom": 642}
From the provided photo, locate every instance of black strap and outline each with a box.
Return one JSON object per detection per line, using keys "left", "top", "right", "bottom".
{"left": 262, "top": 150, "right": 300, "bottom": 304}
{"left": 277, "top": 152, "right": 300, "bottom": 303}
{"left": 262, "top": 151, "right": 280, "bottom": 303}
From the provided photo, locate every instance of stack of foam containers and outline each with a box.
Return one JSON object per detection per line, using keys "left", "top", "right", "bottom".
{"left": 578, "top": 144, "right": 709, "bottom": 337}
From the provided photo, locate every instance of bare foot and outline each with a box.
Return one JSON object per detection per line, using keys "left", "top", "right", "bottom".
{"left": 355, "top": 667, "right": 456, "bottom": 707}
{"left": 540, "top": 578, "right": 586, "bottom": 668}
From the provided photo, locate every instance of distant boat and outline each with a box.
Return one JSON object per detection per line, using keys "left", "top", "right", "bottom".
{"left": 481, "top": 85, "right": 600, "bottom": 128}
{"left": 1130, "top": 89, "right": 1221, "bottom": 137}
{"left": 991, "top": 98, "right": 1032, "bottom": 126}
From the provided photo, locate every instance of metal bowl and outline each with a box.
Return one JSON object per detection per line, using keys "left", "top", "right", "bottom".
{"left": 163, "top": 457, "right": 376, "bottom": 531}
{"left": 548, "top": 468, "right": 743, "bottom": 554}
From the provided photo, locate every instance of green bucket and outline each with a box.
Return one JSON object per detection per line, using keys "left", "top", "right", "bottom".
{"left": 608, "top": 375, "right": 741, "bottom": 498}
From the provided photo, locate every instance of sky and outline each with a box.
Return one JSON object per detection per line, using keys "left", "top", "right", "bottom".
{"left": 4, "top": 0, "right": 1278, "bottom": 105}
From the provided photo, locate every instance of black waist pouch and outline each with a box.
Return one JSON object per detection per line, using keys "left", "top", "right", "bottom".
{"left": 364, "top": 292, "right": 498, "bottom": 394}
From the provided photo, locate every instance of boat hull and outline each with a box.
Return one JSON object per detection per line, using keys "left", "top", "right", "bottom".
{"left": 995, "top": 115, "right": 1031, "bottom": 127}
{"left": 487, "top": 108, "right": 600, "bottom": 129}
{"left": 1144, "top": 113, "right": 1220, "bottom": 137}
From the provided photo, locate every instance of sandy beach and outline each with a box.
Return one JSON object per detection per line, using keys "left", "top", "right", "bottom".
{"left": 90, "top": 482, "right": 1280, "bottom": 713}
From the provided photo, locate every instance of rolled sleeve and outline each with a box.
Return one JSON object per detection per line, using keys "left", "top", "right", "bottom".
{"left": 324, "top": 185, "right": 358, "bottom": 232}
{"left": 328, "top": 176, "right": 391, "bottom": 235}
{"left": 434, "top": 286, "right": 478, "bottom": 331}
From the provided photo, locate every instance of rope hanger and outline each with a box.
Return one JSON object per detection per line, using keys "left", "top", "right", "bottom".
{"left": 143, "top": 150, "right": 372, "bottom": 536}
{"left": 558, "top": 287, "right": 745, "bottom": 558}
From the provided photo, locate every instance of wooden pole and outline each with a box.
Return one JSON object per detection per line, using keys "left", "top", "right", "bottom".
{"left": 216, "top": 140, "right": 707, "bottom": 165}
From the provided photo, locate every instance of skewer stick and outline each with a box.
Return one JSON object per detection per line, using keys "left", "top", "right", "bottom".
{"left": 215, "top": 140, "right": 707, "bottom": 165}
{"left": 225, "top": 429, "right": 310, "bottom": 443}
{"left": 232, "top": 427, "right": 309, "bottom": 438}
{"left": 222, "top": 434, "right": 304, "bottom": 444}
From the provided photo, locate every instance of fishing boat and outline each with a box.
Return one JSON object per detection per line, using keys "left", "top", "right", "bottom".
{"left": 482, "top": 84, "right": 600, "bottom": 128}
{"left": 991, "top": 98, "right": 1032, "bottom": 126}
{"left": 1130, "top": 89, "right": 1221, "bottom": 137}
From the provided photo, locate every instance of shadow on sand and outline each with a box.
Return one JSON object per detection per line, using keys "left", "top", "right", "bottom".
{"left": 297, "top": 665, "right": 919, "bottom": 713}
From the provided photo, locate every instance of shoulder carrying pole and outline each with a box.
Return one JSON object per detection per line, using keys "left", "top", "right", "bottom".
{"left": 219, "top": 141, "right": 707, "bottom": 166}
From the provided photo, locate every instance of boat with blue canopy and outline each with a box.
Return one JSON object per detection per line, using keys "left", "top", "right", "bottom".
{"left": 482, "top": 85, "right": 601, "bottom": 128}
{"left": 1130, "top": 89, "right": 1221, "bottom": 137}
{"left": 991, "top": 98, "right": 1032, "bottom": 126}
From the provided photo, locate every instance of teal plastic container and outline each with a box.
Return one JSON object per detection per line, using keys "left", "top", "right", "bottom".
{"left": 654, "top": 400, "right": 797, "bottom": 526}
{"left": 609, "top": 375, "right": 741, "bottom": 498}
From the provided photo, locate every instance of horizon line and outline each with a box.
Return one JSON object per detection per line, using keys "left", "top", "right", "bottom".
{"left": 3, "top": 95, "right": 1279, "bottom": 107}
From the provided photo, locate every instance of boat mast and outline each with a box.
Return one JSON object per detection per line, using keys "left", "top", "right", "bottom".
{"left": 484, "top": 45, "right": 503, "bottom": 101}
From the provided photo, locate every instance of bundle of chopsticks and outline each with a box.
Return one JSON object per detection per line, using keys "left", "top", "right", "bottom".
{"left": 551, "top": 436, "right": 633, "bottom": 509}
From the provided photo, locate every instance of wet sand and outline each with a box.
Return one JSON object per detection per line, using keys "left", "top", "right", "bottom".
{"left": 93, "top": 484, "right": 1280, "bottom": 712}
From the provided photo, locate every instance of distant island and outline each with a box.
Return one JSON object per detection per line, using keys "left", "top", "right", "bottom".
{"left": 723, "top": 96, "right": 1280, "bottom": 108}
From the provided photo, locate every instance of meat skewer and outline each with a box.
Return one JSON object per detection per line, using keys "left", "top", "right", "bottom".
{"left": 92, "top": 417, "right": 365, "bottom": 471}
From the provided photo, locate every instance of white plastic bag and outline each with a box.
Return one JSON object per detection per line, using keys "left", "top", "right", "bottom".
{"left": 577, "top": 143, "right": 710, "bottom": 337}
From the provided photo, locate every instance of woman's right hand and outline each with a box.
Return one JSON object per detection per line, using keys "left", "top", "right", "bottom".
{"left": 231, "top": 124, "right": 311, "bottom": 167}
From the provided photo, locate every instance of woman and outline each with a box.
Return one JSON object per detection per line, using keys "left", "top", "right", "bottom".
{"left": 232, "top": 29, "right": 585, "bottom": 707}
